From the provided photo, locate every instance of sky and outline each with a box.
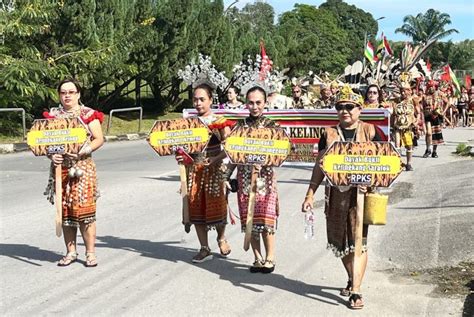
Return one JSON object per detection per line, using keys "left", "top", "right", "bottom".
{"left": 224, "top": 0, "right": 474, "bottom": 42}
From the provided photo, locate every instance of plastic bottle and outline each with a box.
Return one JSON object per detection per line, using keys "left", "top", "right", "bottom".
{"left": 304, "top": 211, "right": 315, "bottom": 240}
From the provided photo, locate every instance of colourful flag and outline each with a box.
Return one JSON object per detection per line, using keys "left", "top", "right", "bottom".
{"left": 365, "top": 41, "right": 376, "bottom": 64}
{"left": 383, "top": 36, "right": 393, "bottom": 56}
{"left": 443, "top": 65, "right": 461, "bottom": 95}
{"left": 259, "top": 40, "right": 272, "bottom": 80}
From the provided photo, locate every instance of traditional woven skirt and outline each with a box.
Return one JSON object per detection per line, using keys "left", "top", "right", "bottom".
{"left": 425, "top": 113, "right": 444, "bottom": 145}
{"left": 60, "top": 157, "right": 98, "bottom": 227}
{"left": 187, "top": 163, "right": 227, "bottom": 228}
{"left": 325, "top": 186, "right": 368, "bottom": 257}
{"left": 237, "top": 166, "right": 279, "bottom": 234}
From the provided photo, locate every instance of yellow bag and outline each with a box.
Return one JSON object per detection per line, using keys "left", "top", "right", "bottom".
{"left": 363, "top": 193, "right": 388, "bottom": 225}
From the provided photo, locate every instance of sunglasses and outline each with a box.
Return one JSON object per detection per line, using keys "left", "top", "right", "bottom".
{"left": 335, "top": 103, "right": 358, "bottom": 111}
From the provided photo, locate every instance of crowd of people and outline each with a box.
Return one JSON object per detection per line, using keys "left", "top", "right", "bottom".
{"left": 40, "top": 72, "right": 472, "bottom": 311}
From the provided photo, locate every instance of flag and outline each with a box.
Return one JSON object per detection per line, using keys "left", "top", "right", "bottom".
{"left": 443, "top": 64, "right": 461, "bottom": 95}
{"left": 426, "top": 58, "right": 432, "bottom": 72}
{"left": 465, "top": 75, "right": 471, "bottom": 89}
{"left": 375, "top": 32, "right": 384, "bottom": 60}
{"left": 365, "top": 41, "right": 376, "bottom": 64}
{"left": 383, "top": 36, "right": 393, "bottom": 56}
{"left": 259, "top": 40, "right": 272, "bottom": 80}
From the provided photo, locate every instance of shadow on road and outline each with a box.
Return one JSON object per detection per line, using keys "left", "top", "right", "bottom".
{"left": 0, "top": 243, "right": 61, "bottom": 266}
{"left": 395, "top": 205, "right": 474, "bottom": 210}
{"left": 141, "top": 175, "right": 180, "bottom": 182}
{"left": 95, "top": 235, "right": 346, "bottom": 307}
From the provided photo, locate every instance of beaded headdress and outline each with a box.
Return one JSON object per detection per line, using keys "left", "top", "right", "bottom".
{"left": 335, "top": 85, "right": 364, "bottom": 107}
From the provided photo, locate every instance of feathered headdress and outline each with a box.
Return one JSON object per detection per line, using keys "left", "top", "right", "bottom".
{"left": 177, "top": 54, "right": 229, "bottom": 91}
{"left": 396, "top": 40, "right": 436, "bottom": 88}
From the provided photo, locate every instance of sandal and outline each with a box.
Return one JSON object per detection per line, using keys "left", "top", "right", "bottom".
{"left": 349, "top": 292, "right": 364, "bottom": 310}
{"left": 249, "top": 259, "right": 264, "bottom": 273}
{"left": 192, "top": 246, "right": 213, "bottom": 263}
{"left": 85, "top": 252, "right": 98, "bottom": 267}
{"left": 340, "top": 279, "right": 352, "bottom": 297}
{"left": 217, "top": 238, "right": 231, "bottom": 257}
{"left": 57, "top": 251, "right": 78, "bottom": 267}
{"left": 261, "top": 260, "right": 275, "bottom": 274}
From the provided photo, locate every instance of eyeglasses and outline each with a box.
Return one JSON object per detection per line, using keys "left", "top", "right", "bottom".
{"left": 367, "top": 91, "right": 378, "bottom": 95}
{"left": 60, "top": 91, "right": 78, "bottom": 96}
{"left": 335, "top": 103, "right": 357, "bottom": 111}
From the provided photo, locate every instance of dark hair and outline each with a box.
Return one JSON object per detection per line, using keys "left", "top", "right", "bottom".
{"left": 228, "top": 86, "right": 240, "bottom": 95}
{"left": 194, "top": 83, "right": 214, "bottom": 99}
{"left": 57, "top": 78, "right": 82, "bottom": 94}
{"left": 246, "top": 86, "right": 267, "bottom": 102}
{"left": 364, "top": 84, "right": 383, "bottom": 103}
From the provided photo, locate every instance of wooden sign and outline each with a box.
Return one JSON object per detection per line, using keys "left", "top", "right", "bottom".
{"left": 148, "top": 118, "right": 211, "bottom": 156}
{"left": 320, "top": 141, "right": 402, "bottom": 187}
{"left": 224, "top": 126, "right": 291, "bottom": 166}
{"left": 27, "top": 118, "right": 88, "bottom": 156}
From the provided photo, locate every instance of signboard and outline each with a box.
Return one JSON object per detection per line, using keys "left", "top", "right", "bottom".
{"left": 320, "top": 141, "right": 402, "bottom": 187}
{"left": 148, "top": 118, "right": 210, "bottom": 156}
{"left": 224, "top": 126, "right": 291, "bottom": 166}
{"left": 27, "top": 118, "right": 88, "bottom": 156}
{"left": 183, "top": 109, "right": 390, "bottom": 164}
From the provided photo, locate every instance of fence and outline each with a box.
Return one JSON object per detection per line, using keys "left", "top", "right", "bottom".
{"left": 106, "top": 107, "right": 143, "bottom": 135}
{"left": 0, "top": 108, "right": 26, "bottom": 140}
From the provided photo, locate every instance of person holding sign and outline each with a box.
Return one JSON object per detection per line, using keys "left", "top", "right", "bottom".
{"left": 301, "top": 86, "right": 383, "bottom": 309}
{"left": 224, "top": 86, "right": 280, "bottom": 274}
{"left": 43, "top": 78, "right": 104, "bottom": 267}
{"left": 176, "top": 83, "right": 234, "bottom": 263}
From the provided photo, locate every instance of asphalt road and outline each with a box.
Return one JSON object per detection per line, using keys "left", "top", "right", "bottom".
{"left": 1, "top": 127, "right": 472, "bottom": 316}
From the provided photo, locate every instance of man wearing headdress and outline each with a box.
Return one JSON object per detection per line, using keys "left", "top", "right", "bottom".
{"left": 393, "top": 80, "right": 418, "bottom": 170}
{"left": 313, "top": 84, "right": 334, "bottom": 109}
{"left": 290, "top": 84, "right": 313, "bottom": 109}
{"left": 421, "top": 80, "right": 445, "bottom": 158}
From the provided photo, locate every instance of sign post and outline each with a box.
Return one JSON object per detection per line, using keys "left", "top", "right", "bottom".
{"left": 148, "top": 118, "right": 211, "bottom": 232}
{"left": 27, "top": 118, "right": 89, "bottom": 237}
{"left": 224, "top": 125, "right": 291, "bottom": 251}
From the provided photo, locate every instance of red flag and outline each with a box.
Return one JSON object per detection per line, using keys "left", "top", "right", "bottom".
{"left": 383, "top": 36, "right": 393, "bottom": 56}
{"left": 465, "top": 75, "right": 472, "bottom": 89}
{"left": 426, "top": 58, "right": 431, "bottom": 72}
{"left": 441, "top": 65, "right": 450, "bottom": 82}
{"left": 259, "top": 40, "right": 272, "bottom": 80}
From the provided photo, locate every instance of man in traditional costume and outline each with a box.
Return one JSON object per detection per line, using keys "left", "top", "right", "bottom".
{"left": 421, "top": 80, "right": 445, "bottom": 158}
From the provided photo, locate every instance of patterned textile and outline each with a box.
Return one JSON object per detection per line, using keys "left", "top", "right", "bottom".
{"left": 60, "top": 157, "right": 98, "bottom": 226}
{"left": 42, "top": 105, "right": 103, "bottom": 227}
{"left": 322, "top": 122, "right": 375, "bottom": 257}
{"left": 187, "top": 115, "right": 229, "bottom": 227}
{"left": 234, "top": 115, "right": 280, "bottom": 234}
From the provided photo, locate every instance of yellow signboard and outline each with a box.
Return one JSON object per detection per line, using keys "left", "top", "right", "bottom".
{"left": 224, "top": 126, "right": 291, "bottom": 166}
{"left": 148, "top": 118, "right": 211, "bottom": 156}
{"left": 320, "top": 141, "right": 402, "bottom": 187}
{"left": 27, "top": 118, "right": 88, "bottom": 156}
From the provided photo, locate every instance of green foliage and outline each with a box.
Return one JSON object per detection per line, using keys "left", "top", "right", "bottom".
{"left": 319, "top": 0, "right": 378, "bottom": 62}
{"left": 455, "top": 143, "right": 473, "bottom": 156}
{"left": 395, "top": 9, "right": 459, "bottom": 44}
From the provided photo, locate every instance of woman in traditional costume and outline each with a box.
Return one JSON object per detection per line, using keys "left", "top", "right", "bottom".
{"left": 301, "top": 86, "right": 383, "bottom": 309}
{"left": 44, "top": 78, "right": 104, "bottom": 267}
{"left": 176, "top": 83, "right": 234, "bottom": 263}
{"left": 225, "top": 86, "right": 280, "bottom": 274}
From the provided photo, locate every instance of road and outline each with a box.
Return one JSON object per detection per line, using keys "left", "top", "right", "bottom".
{"left": 1, "top": 127, "right": 473, "bottom": 316}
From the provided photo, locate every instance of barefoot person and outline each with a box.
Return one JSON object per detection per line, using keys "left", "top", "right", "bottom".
{"left": 176, "top": 83, "right": 233, "bottom": 263}
{"left": 301, "top": 86, "right": 383, "bottom": 309}
{"left": 224, "top": 86, "right": 280, "bottom": 273}
{"left": 44, "top": 78, "right": 104, "bottom": 267}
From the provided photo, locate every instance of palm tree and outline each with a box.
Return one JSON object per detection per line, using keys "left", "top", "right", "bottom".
{"left": 395, "top": 9, "right": 459, "bottom": 44}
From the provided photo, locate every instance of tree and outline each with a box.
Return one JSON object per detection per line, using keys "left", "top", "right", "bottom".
{"left": 395, "top": 9, "right": 459, "bottom": 44}
{"left": 277, "top": 4, "right": 350, "bottom": 75}
{"left": 319, "top": 0, "right": 378, "bottom": 63}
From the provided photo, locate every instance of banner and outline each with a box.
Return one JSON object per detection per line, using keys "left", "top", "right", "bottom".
{"left": 183, "top": 109, "right": 390, "bottom": 164}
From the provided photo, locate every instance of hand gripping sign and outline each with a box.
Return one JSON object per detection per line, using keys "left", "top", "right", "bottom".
{"left": 27, "top": 117, "right": 89, "bottom": 237}
{"left": 147, "top": 118, "right": 211, "bottom": 232}
{"left": 224, "top": 125, "right": 292, "bottom": 251}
